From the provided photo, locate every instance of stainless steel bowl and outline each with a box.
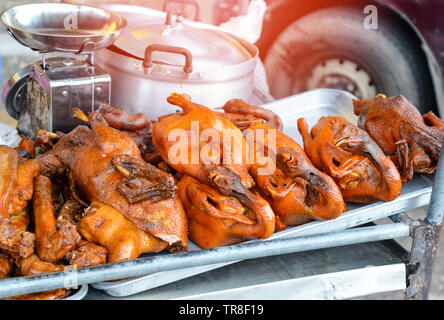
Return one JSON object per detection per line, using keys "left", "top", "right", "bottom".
{"left": 1, "top": 3, "right": 127, "bottom": 53}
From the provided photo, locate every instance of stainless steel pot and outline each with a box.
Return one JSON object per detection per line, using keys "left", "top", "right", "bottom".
{"left": 94, "top": 4, "right": 258, "bottom": 120}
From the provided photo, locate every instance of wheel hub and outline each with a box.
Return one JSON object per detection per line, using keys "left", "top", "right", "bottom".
{"left": 305, "top": 58, "right": 377, "bottom": 99}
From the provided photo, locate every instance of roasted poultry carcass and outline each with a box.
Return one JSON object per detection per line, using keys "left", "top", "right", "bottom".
{"left": 57, "top": 199, "right": 108, "bottom": 268}
{"left": 152, "top": 93, "right": 275, "bottom": 247}
{"left": 177, "top": 175, "right": 275, "bottom": 248}
{"left": 221, "top": 101, "right": 346, "bottom": 226}
{"left": 79, "top": 201, "right": 167, "bottom": 262}
{"left": 354, "top": 94, "right": 444, "bottom": 182}
{"left": 152, "top": 93, "right": 255, "bottom": 189}
{"left": 37, "top": 105, "right": 188, "bottom": 253}
{"left": 298, "top": 116, "right": 402, "bottom": 203}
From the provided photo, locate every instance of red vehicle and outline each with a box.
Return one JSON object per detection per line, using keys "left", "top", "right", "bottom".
{"left": 69, "top": 0, "right": 444, "bottom": 114}
{"left": 213, "top": 0, "right": 444, "bottom": 115}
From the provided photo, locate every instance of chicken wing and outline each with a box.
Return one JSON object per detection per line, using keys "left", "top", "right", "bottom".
{"left": 17, "top": 253, "right": 66, "bottom": 276}
{"left": 152, "top": 93, "right": 255, "bottom": 190}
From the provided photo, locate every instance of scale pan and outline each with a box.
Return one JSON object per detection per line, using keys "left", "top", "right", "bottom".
{"left": 1, "top": 2, "right": 127, "bottom": 53}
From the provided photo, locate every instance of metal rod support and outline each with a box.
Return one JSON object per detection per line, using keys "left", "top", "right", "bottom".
{"left": 0, "top": 223, "right": 410, "bottom": 298}
{"left": 426, "top": 139, "right": 444, "bottom": 226}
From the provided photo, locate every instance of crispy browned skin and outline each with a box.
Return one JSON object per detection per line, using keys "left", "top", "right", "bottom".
{"left": 65, "top": 240, "right": 108, "bottom": 268}
{"left": 354, "top": 94, "right": 444, "bottom": 182}
{"left": 222, "top": 99, "right": 284, "bottom": 131}
{"left": 219, "top": 102, "right": 345, "bottom": 226}
{"left": 0, "top": 253, "right": 12, "bottom": 279}
{"left": 2, "top": 288, "right": 69, "bottom": 300}
{"left": 152, "top": 93, "right": 255, "bottom": 190}
{"left": 17, "top": 254, "right": 66, "bottom": 276}
{"left": 33, "top": 175, "right": 80, "bottom": 263}
{"left": 298, "top": 116, "right": 402, "bottom": 203}
{"left": 177, "top": 175, "right": 275, "bottom": 248}
{"left": 152, "top": 94, "right": 276, "bottom": 246}
{"left": 245, "top": 122, "right": 346, "bottom": 225}
{"left": 94, "top": 104, "right": 156, "bottom": 160}
{"left": 0, "top": 146, "right": 35, "bottom": 259}
{"left": 79, "top": 201, "right": 167, "bottom": 262}
{"left": 37, "top": 106, "right": 188, "bottom": 252}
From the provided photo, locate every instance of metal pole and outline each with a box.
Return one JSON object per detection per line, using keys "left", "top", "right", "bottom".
{"left": 406, "top": 139, "right": 444, "bottom": 299}
{"left": 0, "top": 223, "right": 410, "bottom": 298}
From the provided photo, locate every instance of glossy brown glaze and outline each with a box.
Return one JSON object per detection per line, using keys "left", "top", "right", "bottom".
{"left": 354, "top": 94, "right": 444, "bottom": 182}
{"left": 298, "top": 116, "right": 402, "bottom": 203}
{"left": 177, "top": 175, "right": 275, "bottom": 249}
{"left": 33, "top": 175, "right": 80, "bottom": 263}
{"left": 79, "top": 201, "right": 167, "bottom": 262}
{"left": 245, "top": 122, "right": 346, "bottom": 225}
{"left": 37, "top": 108, "right": 188, "bottom": 252}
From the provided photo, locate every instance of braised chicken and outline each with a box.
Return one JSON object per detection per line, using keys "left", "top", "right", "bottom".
{"left": 298, "top": 116, "right": 402, "bottom": 203}
{"left": 152, "top": 93, "right": 275, "bottom": 247}
{"left": 79, "top": 201, "right": 167, "bottom": 262}
{"left": 37, "top": 106, "right": 188, "bottom": 252}
{"left": 33, "top": 175, "right": 80, "bottom": 263}
{"left": 177, "top": 175, "right": 275, "bottom": 248}
{"left": 93, "top": 104, "right": 156, "bottom": 161}
{"left": 354, "top": 94, "right": 444, "bottom": 182}
{"left": 0, "top": 146, "right": 35, "bottom": 259}
{"left": 222, "top": 101, "right": 346, "bottom": 226}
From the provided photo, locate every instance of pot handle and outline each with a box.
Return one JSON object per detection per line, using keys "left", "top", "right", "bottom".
{"left": 143, "top": 44, "right": 193, "bottom": 74}
{"left": 163, "top": 0, "right": 201, "bottom": 21}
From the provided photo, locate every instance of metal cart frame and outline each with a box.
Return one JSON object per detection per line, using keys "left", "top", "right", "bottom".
{"left": 0, "top": 150, "right": 442, "bottom": 299}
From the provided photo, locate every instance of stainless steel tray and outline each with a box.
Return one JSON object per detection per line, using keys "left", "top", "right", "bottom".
{"left": 91, "top": 89, "right": 433, "bottom": 297}
{"left": 63, "top": 285, "right": 88, "bottom": 300}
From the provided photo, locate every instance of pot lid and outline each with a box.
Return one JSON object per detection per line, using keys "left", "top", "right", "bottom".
{"left": 109, "top": 5, "right": 253, "bottom": 73}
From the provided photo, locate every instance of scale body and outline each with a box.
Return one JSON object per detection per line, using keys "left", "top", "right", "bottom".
{"left": 0, "top": 2, "right": 127, "bottom": 136}
{"left": 20, "top": 56, "right": 111, "bottom": 136}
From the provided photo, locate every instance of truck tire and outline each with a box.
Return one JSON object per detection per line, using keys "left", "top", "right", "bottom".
{"left": 263, "top": 6, "right": 435, "bottom": 113}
